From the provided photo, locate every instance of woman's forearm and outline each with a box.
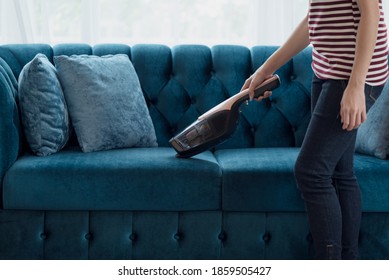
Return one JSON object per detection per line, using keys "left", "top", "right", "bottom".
{"left": 261, "top": 14, "right": 310, "bottom": 76}
{"left": 242, "top": 13, "right": 310, "bottom": 97}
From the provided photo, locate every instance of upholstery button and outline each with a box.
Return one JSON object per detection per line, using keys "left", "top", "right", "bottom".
{"left": 150, "top": 99, "right": 157, "bottom": 106}
{"left": 174, "top": 233, "right": 182, "bottom": 241}
{"left": 250, "top": 127, "right": 256, "bottom": 134}
{"left": 290, "top": 75, "right": 296, "bottom": 80}
{"left": 129, "top": 233, "right": 137, "bottom": 241}
{"left": 85, "top": 233, "right": 92, "bottom": 241}
{"left": 40, "top": 233, "right": 47, "bottom": 240}
{"left": 262, "top": 233, "right": 271, "bottom": 243}
{"left": 218, "top": 232, "right": 227, "bottom": 241}
{"left": 191, "top": 98, "right": 196, "bottom": 104}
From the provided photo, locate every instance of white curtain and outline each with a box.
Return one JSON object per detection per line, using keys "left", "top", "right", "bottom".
{"left": 0, "top": 0, "right": 388, "bottom": 46}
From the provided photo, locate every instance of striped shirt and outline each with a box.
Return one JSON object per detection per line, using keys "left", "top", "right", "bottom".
{"left": 309, "top": 0, "right": 389, "bottom": 86}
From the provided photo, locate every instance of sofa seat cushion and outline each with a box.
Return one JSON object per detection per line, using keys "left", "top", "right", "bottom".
{"left": 354, "top": 154, "right": 389, "bottom": 212}
{"left": 215, "top": 148, "right": 389, "bottom": 212}
{"left": 3, "top": 148, "right": 221, "bottom": 211}
{"left": 215, "top": 148, "right": 304, "bottom": 212}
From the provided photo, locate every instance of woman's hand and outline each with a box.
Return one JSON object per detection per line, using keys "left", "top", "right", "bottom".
{"left": 340, "top": 84, "right": 366, "bottom": 131}
{"left": 241, "top": 68, "right": 273, "bottom": 101}
{"left": 240, "top": 13, "right": 310, "bottom": 102}
{"left": 339, "top": 0, "right": 380, "bottom": 131}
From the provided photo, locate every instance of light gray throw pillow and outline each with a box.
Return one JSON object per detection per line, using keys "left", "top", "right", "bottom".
{"left": 355, "top": 85, "right": 389, "bottom": 160}
{"left": 54, "top": 54, "right": 157, "bottom": 153}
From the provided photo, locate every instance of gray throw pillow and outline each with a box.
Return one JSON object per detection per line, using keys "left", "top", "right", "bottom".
{"left": 18, "top": 54, "right": 70, "bottom": 156}
{"left": 355, "top": 85, "right": 389, "bottom": 160}
{"left": 54, "top": 54, "right": 157, "bottom": 153}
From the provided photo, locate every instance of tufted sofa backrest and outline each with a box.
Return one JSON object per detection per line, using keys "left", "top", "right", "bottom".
{"left": 0, "top": 43, "right": 313, "bottom": 156}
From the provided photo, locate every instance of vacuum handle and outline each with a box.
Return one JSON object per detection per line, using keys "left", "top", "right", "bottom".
{"left": 234, "top": 74, "right": 281, "bottom": 105}
{"left": 254, "top": 74, "right": 281, "bottom": 99}
{"left": 198, "top": 74, "right": 281, "bottom": 121}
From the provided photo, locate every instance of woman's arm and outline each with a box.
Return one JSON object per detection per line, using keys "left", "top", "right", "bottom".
{"left": 241, "top": 13, "right": 310, "bottom": 100}
{"left": 340, "top": 0, "right": 381, "bottom": 131}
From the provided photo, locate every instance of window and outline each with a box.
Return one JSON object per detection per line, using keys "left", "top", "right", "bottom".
{"left": 8, "top": 0, "right": 389, "bottom": 47}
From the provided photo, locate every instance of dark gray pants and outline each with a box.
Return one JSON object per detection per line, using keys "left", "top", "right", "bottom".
{"left": 294, "top": 75, "right": 383, "bottom": 259}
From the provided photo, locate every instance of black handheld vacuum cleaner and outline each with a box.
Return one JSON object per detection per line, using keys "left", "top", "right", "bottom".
{"left": 169, "top": 74, "right": 281, "bottom": 158}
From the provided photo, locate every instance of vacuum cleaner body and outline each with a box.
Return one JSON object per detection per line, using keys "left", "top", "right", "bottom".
{"left": 169, "top": 75, "right": 281, "bottom": 158}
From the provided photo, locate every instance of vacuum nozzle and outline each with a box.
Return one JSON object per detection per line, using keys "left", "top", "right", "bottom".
{"left": 170, "top": 75, "right": 281, "bottom": 158}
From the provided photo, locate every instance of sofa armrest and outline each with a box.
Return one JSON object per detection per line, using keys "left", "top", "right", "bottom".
{"left": 0, "top": 58, "right": 21, "bottom": 199}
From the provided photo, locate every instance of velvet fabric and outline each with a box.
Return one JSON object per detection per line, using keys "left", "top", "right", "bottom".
{"left": 216, "top": 148, "right": 389, "bottom": 212}
{"left": 0, "top": 44, "right": 54, "bottom": 78}
{"left": 54, "top": 54, "right": 157, "bottom": 152}
{"left": 18, "top": 54, "right": 70, "bottom": 156}
{"left": 1, "top": 210, "right": 388, "bottom": 260}
{"left": 353, "top": 153, "right": 389, "bottom": 211}
{"left": 0, "top": 57, "right": 21, "bottom": 206}
{"left": 0, "top": 210, "right": 313, "bottom": 260}
{"left": 215, "top": 148, "right": 305, "bottom": 212}
{"left": 3, "top": 148, "right": 221, "bottom": 211}
{"left": 355, "top": 83, "right": 389, "bottom": 159}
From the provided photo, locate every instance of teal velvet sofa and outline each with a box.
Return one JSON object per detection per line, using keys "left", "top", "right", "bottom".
{"left": 1, "top": 43, "right": 389, "bottom": 260}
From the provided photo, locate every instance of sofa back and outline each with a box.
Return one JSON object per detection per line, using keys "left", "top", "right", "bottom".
{"left": 0, "top": 43, "right": 313, "bottom": 164}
